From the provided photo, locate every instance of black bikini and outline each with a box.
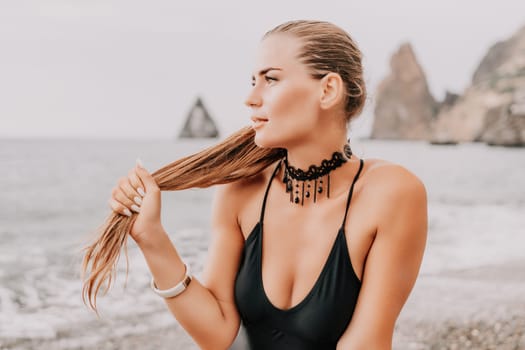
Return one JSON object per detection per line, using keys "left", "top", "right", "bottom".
{"left": 234, "top": 158, "right": 365, "bottom": 349}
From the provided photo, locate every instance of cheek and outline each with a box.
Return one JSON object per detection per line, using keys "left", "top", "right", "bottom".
{"left": 255, "top": 84, "right": 319, "bottom": 147}
{"left": 269, "top": 83, "right": 318, "bottom": 124}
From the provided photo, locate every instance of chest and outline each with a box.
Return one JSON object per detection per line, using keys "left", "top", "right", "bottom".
{"left": 261, "top": 207, "right": 344, "bottom": 304}
{"left": 234, "top": 220, "right": 362, "bottom": 345}
{"left": 239, "top": 180, "right": 375, "bottom": 308}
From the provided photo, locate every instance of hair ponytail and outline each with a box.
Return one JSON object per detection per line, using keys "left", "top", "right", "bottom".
{"left": 81, "top": 126, "right": 284, "bottom": 311}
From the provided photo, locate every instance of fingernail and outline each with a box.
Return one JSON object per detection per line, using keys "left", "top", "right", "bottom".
{"left": 136, "top": 158, "right": 145, "bottom": 169}
{"left": 123, "top": 208, "right": 132, "bottom": 217}
{"left": 131, "top": 204, "right": 141, "bottom": 213}
{"left": 134, "top": 196, "right": 142, "bottom": 205}
{"left": 137, "top": 187, "right": 145, "bottom": 197}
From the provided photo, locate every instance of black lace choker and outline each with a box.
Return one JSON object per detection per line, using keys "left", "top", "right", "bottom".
{"left": 282, "top": 143, "right": 352, "bottom": 205}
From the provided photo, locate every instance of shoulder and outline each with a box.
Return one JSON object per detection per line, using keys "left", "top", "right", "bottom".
{"left": 212, "top": 162, "right": 280, "bottom": 221}
{"left": 215, "top": 161, "right": 279, "bottom": 200}
{"left": 360, "top": 158, "right": 427, "bottom": 226}
{"left": 362, "top": 158, "right": 426, "bottom": 198}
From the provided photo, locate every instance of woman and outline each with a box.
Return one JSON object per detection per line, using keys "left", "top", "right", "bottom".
{"left": 82, "top": 20, "right": 427, "bottom": 350}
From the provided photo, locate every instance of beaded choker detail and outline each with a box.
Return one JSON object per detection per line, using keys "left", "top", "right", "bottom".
{"left": 282, "top": 143, "right": 353, "bottom": 205}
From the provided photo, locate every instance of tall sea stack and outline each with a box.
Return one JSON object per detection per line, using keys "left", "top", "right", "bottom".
{"left": 179, "top": 97, "right": 220, "bottom": 139}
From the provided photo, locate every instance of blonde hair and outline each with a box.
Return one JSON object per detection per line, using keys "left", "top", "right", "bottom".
{"left": 82, "top": 20, "right": 367, "bottom": 311}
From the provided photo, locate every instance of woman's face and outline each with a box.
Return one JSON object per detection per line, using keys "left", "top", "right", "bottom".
{"left": 245, "top": 34, "right": 323, "bottom": 149}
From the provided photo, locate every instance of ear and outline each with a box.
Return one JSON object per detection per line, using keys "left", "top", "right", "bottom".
{"left": 319, "top": 72, "right": 345, "bottom": 110}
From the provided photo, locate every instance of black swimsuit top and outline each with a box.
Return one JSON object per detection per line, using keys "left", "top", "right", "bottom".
{"left": 234, "top": 158, "right": 365, "bottom": 350}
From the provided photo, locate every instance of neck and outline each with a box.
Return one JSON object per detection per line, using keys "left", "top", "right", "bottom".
{"left": 285, "top": 132, "right": 348, "bottom": 170}
{"left": 280, "top": 127, "right": 354, "bottom": 205}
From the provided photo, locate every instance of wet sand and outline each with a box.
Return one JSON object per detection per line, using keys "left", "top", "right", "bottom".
{"left": 393, "top": 259, "right": 525, "bottom": 350}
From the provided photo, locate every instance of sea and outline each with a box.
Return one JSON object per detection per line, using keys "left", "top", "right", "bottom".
{"left": 0, "top": 137, "right": 524, "bottom": 349}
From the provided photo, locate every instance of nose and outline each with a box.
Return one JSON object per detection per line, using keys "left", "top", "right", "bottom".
{"left": 244, "top": 85, "right": 262, "bottom": 108}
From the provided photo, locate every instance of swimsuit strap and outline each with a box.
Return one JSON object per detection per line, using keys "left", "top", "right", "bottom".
{"left": 342, "top": 158, "right": 364, "bottom": 228}
{"left": 260, "top": 161, "right": 282, "bottom": 223}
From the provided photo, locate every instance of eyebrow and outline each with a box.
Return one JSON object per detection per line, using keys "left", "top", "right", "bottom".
{"left": 251, "top": 67, "right": 283, "bottom": 80}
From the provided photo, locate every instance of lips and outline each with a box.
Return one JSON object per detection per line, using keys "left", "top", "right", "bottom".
{"left": 251, "top": 116, "right": 268, "bottom": 129}
{"left": 251, "top": 116, "right": 268, "bottom": 123}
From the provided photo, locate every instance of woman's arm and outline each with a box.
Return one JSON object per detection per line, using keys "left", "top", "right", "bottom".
{"left": 130, "top": 167, "right": 245, "bottom": 350}
{"left": 336, "top": 164, "right": 428, "bottom": 350}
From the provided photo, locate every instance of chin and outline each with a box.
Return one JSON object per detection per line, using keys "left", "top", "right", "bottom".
{"left": 253, "top": 133, "right": 274, "bottom": 149}
{"left": 253, "top": 128, "right": 285, "bottom": 149}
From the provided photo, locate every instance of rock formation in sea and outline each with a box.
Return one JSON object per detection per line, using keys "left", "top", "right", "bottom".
{"left": 479, "top": 89, "right": 525, "bottom": 146}
{"left": 371, "top": 24, "right": 525, "bottom": 146}
{"left": 179, "top": 97, "right": 220, "bottom": 138}
{"left": 370, "top": 43, "right": 438, "bottom": 140}
{"left": 432, "top": 25, "right": 525, "bottom": 145}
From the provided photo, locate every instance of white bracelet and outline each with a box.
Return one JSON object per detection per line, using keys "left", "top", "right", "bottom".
{"left": 150, "top": 263, "right": 193, "bottom": 299}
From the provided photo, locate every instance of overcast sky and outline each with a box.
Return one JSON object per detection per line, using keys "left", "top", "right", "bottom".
{"left": 1, "top": 0, "right": 524, "bottom": 139}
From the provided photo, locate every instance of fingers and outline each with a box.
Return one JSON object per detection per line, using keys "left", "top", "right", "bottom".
{"left": 108, "top": 159, "right": 158, "bottom": 217}
{"left": 109, "top": 172, "right": 145, "bottom": 216}
{"left": 134, "top": 161, "right": 159, "bottom": 193}
{"left": 110, "top": 188, "right": 141, "bottom": 215}
{"left": 108, "top": 197, "right": 132, "bottom": 217}
{"left": 128, "top": 168, "right": 146, "bottom": 198}
{"left": 114, "top": 182, "right": 140, "bottom": 212}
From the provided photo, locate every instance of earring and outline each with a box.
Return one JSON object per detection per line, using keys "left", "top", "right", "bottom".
{"left": 344, "top": 138, "right": 352, "bottom": 159}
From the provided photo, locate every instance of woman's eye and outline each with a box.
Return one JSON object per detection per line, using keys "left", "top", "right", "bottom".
{"left": 251, "top": 76, "right": 277, "bottom": 86}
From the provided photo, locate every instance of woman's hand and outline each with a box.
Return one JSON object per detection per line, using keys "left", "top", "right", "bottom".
{"left": 108, "top": 159, "right": 164, "bottom": 244}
